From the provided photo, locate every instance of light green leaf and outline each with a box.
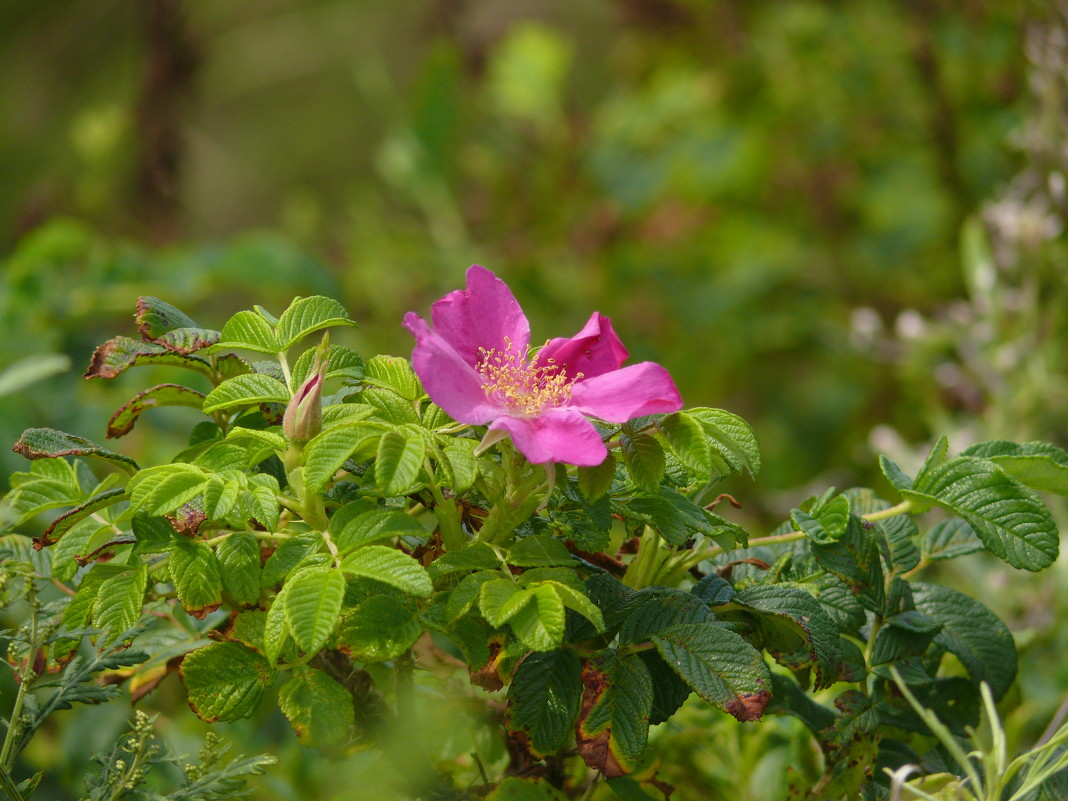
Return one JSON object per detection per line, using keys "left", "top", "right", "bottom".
{"left": 509, "top": 649, "right": 583, "bottom": 755}
{"left": 292, "top": 343, "right": 365, "bottom": 387}
{"left": 364, "top": 354, "right": 421, "bottom": 401}
{"left": 578, "top": 453, "right": 616, "bottom": 502}
{"left": 278, "top": 667, "right": 354, "bottom": 748}
{"left": 651, "top": 623, "right": 771, "bottom": 721}
{"left": 479, "top": 579, "right": 534, "bottom": 627}
{"left": 487, "top": 778, "right": 569, "bottom": 801}
{"left": 301, "top": 422, "right": 384, "bottom": 494}
{"left": 687, "top": 407, "right": 761, "bottom": 477}
{"left": 545, "top": 581, "right": 604, "bottom": 632}
{"left": 127, "top": 464, "right": 209, "bottom": 516}
{"left": 264, "top": 583, "right": 292, "bottom": 666}
{"left": 180, "top": 642, "right": 275, "bottom": 722}
{"left": 510, "top": 583, "right": 567, "bottom": 651}
{"left": 375, "top": 428, "right": 425, "bottom": 496}
{"left": 217, "top": 532, "right": 262, "bottom": 606}
{"left": 202, "top": 374, "right": 290, "bottom": 413}
{"left": 961, "top": 440, "right": 1068, "bottom": 496}
{"left": 330, "top": 504, "right": 426, "bottom": 555}
{"left": 169, "top": 538, "right": 223, "bottom": 617}
{"left": 218, "top": 310, "right": 280, "bottom": 353}
{"left": 276, "top": 296, "right": 355, "bottom": 351}
{"left": 340, "top": 545, "right": 432, "bottom": 597}
{"left": 659, "top": 412, "right": 713, "bottom": 474}
{"left": 620, "top": 430, "right": 665, "bottom": 492}
{"left": 441, "top": 441, "right": 478, "bottom": 494}
{"left": 38, "top": 488, "right": 126, "bottom": 547}
{"left": 92, "top": 563, "right": 148, "bottom": 644}
{"left": 335, "top": 596, "right": 423, "bottom": 663}
{"left": 284, "top": 567, "right": 345, "bottom": 655}
{"left": 0, "top": 353, "right": 70, "bottom": 397}
{"left": 507, "top": 535, "right": 574, "bottom": 567}
{"left": 903, "top": 457, "right": 1058, "bottom": 571}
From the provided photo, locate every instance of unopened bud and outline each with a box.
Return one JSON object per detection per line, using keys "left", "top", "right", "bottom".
{"left": 284, "top": 342, "right": 328, "bottom": 443}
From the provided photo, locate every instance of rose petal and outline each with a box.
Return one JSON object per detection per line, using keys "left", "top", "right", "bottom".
{"left": 536, "top": 312, "right": 630, "bottom": 380}
{"left": 404, "top": 312, "right": 501, "bottom": 424}
{"left": 568, "top": 362, "right": 683, "bottom": 422}
{"left": 487, "top": 409, "right": 608, "bottom": 466}
{"left": 430, "top": 265, "right": 531, "bottom": 368}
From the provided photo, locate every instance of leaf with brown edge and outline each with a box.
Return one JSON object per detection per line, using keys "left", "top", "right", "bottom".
{"left": 135, "top": 296, "right": 201, "bottom": 339}
{"left": 179, "top": 641, "right": 274, "bottom": 722}
{"left": 106, "top": 383, "right": 206, "bottom": 438}
{"left": 36, "top": 488, "right": 125, "bottom": 547}
{"left": 575, "top": 650, "right": 653, "bottom": 778}
{"left": 152, "top": 327, "right": 222, "bottom": 355}
{"left": 84, "top": 336, "right": 214, "bottom": 380}
{"left": 13, "top": 428, "right": 138, "bottom": 473}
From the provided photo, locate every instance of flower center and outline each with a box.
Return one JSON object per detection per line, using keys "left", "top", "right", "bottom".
{"left": 478, "top": 339, "right": 582, "bottom": 417}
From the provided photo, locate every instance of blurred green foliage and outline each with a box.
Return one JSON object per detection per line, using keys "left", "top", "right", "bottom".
{"left": 2, "top": 1, "right": 1067, "bottom": 799}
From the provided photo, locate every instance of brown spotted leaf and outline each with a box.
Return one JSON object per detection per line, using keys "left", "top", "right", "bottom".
{"left": 575, "top": 650, "right": 653, "bottom": 778}
{"left": 85, "top": 336, "right": 214, "bottom": 380}
{"left": 135, "top": 296, "right": 201, "bottom": 339}
{"left": 13, "top": 428, "right": 138, "bottom": 473}
{"left": 107, "top": 383, "right": 206, "bottom": 438}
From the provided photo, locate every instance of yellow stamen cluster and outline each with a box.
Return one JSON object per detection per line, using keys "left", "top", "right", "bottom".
{"left": 478, "top": 338, "right": 583, "bottom": 417}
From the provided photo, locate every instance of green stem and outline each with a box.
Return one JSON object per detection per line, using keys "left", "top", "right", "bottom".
{"left": 0, "top": 601, "right": 38, "bottom": 774}
{"left": 863, "top": 499, "right": 912, "bottom": 522}
{"left": 0, "top": 767, "right": 27, "bottom": 801}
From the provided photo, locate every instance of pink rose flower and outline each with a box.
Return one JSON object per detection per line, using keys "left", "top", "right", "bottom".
{"left": 403, "top": 265, "right": 683, "bottom": 466}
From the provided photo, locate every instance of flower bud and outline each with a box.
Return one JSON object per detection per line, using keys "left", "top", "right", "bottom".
{"left": 283, "top": 346, "right": 328, "bottom": 443}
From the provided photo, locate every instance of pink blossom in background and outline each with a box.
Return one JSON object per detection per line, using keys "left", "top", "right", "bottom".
{"left": 403, "top": 265, "right": 683, "bottom": 466}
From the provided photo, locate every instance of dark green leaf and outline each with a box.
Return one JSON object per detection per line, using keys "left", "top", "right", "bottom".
{"left": 509, "top": 649, "right": 583, "bottom": 755}
{"left": 135, "top": 296, "right": 200, "bottom": 338}
{"left": 576, "top": 650, "right": 654, "bottom": 777}
{"left": 13, "top": 428, "right": 138, "bottom": 472}
{"left": 810, "top": 515, "right": 885, "bottom": 612}
{"left": 960, "top": 440, "right": 1068, "bottom": 496}
{"left": 84, "top": 336, "right": 213, "bottom": 380}
{"left": 879, "top": 455, "right": 914, "bottom": 492}
{"left": 922, "top": 519, "right": 984, "bottom": 561}
{"left": 578, "top": 453, "right": 617, "bottom": 502}
{"left": 687, "top": 407, "right": 761, "bottom": 477}
{"left": 620, "top": 430, "right": 665, "bottom": 492}
{"left": 38, "top": 488, "right": 126, "bottom": 547}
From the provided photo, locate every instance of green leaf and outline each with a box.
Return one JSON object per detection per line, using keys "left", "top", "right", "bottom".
{"left": 618, "top": 587, "right": 711, "bottom": 646}
{"left": 127, "top": 464, "right": 208, "bottom": 516}
{"left": 261, "top": 533, "right": 320, "bottom": 588}
{"left": 84, "top": 336, "right": 214, "bottom": 380}
{"left": 879, "top": 454, "right": 914, "bottom": 492}
{"left": 0, "top": 353, "right": 70, "bottom": 396}
{"left": 92, "top": 564, "right": 148, "bottom": 644}
{"left": 659, "top": 411, "right": 713, "bottom": 474}
{"left": 620, "top": 431, "right": 665, "bottom": 492}
{"left": 278, "top": 666, "right": 354, "bottom": 748}
{"left": 480, "top": 579, "right": 534, "bottom": 627}
{"left": 868, "top": 610, "right": 941, "bottom": 666}
{"left": 922, "top": 519, "right": 984, "bottom": 561}
{"left": 340, "top": 545, "right": 432, "bottom": 597}
{"left": 510, "top": 583, "right": 568, "bottom": 651}
{"left": 169, "top": 538, "right": 223, "bottom": 617}
{"left": 375, "top": 428, "right": 425, "bottom": 496}
{"left": 284, "top": 567, "right": 345, "bottom": 654}
{"left": 507, "top": 535, "right": 574, "bottom": 567}
{"left": 578, "top": 453, "right": 617, "bottom": 501}
{"left": 626, "top": 488, "right": 742, "bottom": 548}
{"left": 330, "top": 503, "right": 425, "bottom": 555}
{"left": 440, "top": 441, "right": 479, "bottom": 494}
{"left": 845, "top": 487, "right": 921, "bottom": 574}
{"left": 217, "top": 532, "right": 262, "bottom": 606}
{"left": 150, "top": 327, "right": 221, "bottom": 355}
{"left": 961, "top": 440, "right": 1068, "bottom": 496}
{"left": 638, "top": 650, "right": 692, "bottom": 725}
{"left": 264, "top": 583, "right": 292, "bottom": 666}
{"left": 576, "top": 650, "right": 653, "bottom": 777}
{"left": 38, "top": 488, "right": 126, "bottom": 547}
{"left": 912, "top": 582, "right": 1017, "bottom": 699}
{"left": 135, "top": 296, "right": 200, "bottom": 338}
{"left": 180, "top": 642, "right": 274, "bottom": 722}
{"left": 687, "top": 407, "right": 761, "bottom": 477}
{"left": 301, "top": 422, "right": 384, "bottom": 495}
{"left": 917, "top": 435, "right": 950, "bottom": 479}
{"left": 903, "top": 457, "right": 1058, "bottom": 570}
{"left": 292, "top": 343, "right": 365, "bottom": 387}
{"left": 726, "top": 584, "right": 841, "bottom": 689}
{"left": 335, "top": 595, "right": 423, "bottom": 662}
{"left": 487, "top": 777, "right": 569, "bottom": 801}
{"left": 218, "top": 310, "right": 280, "bottom": 353}
{"left": 509, "top": 649, "right": 583, "bottom": 755}
{"left": 363, "top": 354, "right": 421, "bottom": 401}
{"left": 247, "top": 473, "right": 281, "bottom": 531}
{"left": 12, "top": 428, "right": 138, "bottom": 473}
{"left": 106, "top": 383, "right": 205, "bottom": 438}
{"left": 427, "top": 543, "right": 499, "bottom": 580}
{"left": 651, "top": 623, "right": 771, "bottom": 721}
{"left": 202, "top": 374, "right": 290, "bottom": 413}
{"left": 276, "top": 296, "right": 356, "bottom": 351}
{"left": 810, "top": 515, "right": 885, "bottom": 613}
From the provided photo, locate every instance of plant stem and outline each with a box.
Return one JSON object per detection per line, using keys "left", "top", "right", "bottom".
{"left": 0, "top": 599, "right": 38, "bottom": 774}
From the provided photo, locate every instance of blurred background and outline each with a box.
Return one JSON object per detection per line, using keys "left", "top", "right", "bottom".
{"left": 2, "top": 1, "right": 1067, "bottom": 798}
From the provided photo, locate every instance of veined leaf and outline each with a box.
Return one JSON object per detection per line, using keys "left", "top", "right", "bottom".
{"left": 127, "top": 464, "right": 208, "bottom": 516}
{"left": 903, "top": 457, "right": 1058, "bottom": 571}
{"left": 364, "top": 354, "right": 421, "bottom": 401}
{"left": 276, "top": 296, "right": 356, "bottom": 351}
{"left": 480, "top": 579, "right": 534, "bottom": 627}
{"left": 879, "top": 455, "right": 914, "bottom": 492}
{"left": 620, "top": 430, "right": 665, "bottom": 492}
{"left": 810, "top": 514, "right": 885, "bottom": 613}
{"left": 202, "top": 374, "right": 290, "bottom": 413}
{"left": 651, "top": 622, "right": 771, "bottom": 722}
{"left": 92, "top": 563, "right": 149, "bottom": 644}
{"left": 375, "top": 428, "right": 425, "bottom": 496}
{"left": 576, "top": 650, "right": 653, "bottom": 778}
{"left": 301, "top": 422, "right": 384, "bottom": 494}
{"left": 440, "top": 440, "right": 478, "bottom": 494}
{"left": 84, "top": 336, "right": 214, "bottom": 380}
{"left": 509, "top": 583, "right": 567, "bottom": 651}
{"left": 264, "top": 582, "right": 292, "bottom": 666}
{"left": 292, "top": 343, "right": 365, "bottom": 387}
{"left": 106, "top": 383, "right": 205, "bottom": 438}
{"left": 151, "top": 327, "right": 221, "bottom": 355}
{"left": 169, "top": 538, "right": 223, "bottom": 618}
{"left": 330, "top": 504, "right": 425, "bottom": 555}
{"left": 13, "top": 428, "right": 138, "bottom": 473}
{"left": 912, "top": 582, "right": 1017, "bottom": 699}
{"left": 687, "top": 407, "right": 761, "bottom": 477}
{"left": 618, "top": 587, "right": 712, "bottom": 646}
{"left": 922, "top": 519, "right": 984, "bottom": 561}
{"left": 284, "top": 567, "right": 345, "bottom": 655}
{"left": 507, "top": 535, "right": 574, "bottom": 567}
{"left": 578, "top": 453, "right": 617, "bottom": 502}
{"left": 509, "top": 649, "right": 583, "bottom": 756}
{"left": 340, "top": 545, "right": 432, "bottom": 597}
{"left": 218, "top": 310, "right": 280, "bottom": 353}
{"left": 844, "top": 487, "right": 921, "bottom": 574}
{"left": 261, "top": 533, "right": 321, "bottom": 588}
{"left": 335, "top": 596, "right": 422, "bottom": 663}
{"left": 180, "top": 642, "right": 274, "bottom": 722}
{"left": 278, "top": 667, "right": 354, "bottom": 748}
{"left": 487, "top": 778, "right": 569, "bottom": 801}
{"left": 135, "top": 296, "right": 200, "bottom": 339}
{"left": 217, "top": 532, "right": 262, "bottom": 606}
{"left": 38, "top": 488, "right": 126, "bottom": 547}
{"left": 961, "top": 440, "right": 1068, "bottom": 496}
{"left": 659, "top": 411, "right": 714, "bottom": 474}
